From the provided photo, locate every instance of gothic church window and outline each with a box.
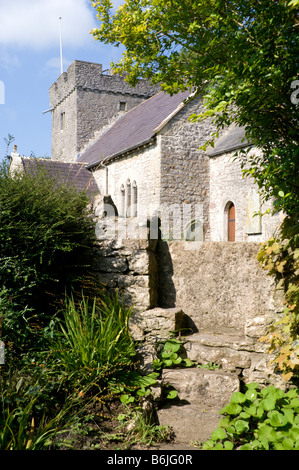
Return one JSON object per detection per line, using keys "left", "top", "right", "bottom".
{"left": 126, "top": 179, "right": 131, "bottom": 217}
{"left": 120, "top": 180, "right": 138, "bottom": 217}
{"left": 120, "top": 184, "right": 125, "bottom": 217}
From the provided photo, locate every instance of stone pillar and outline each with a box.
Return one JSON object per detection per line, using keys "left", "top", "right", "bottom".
{"left": 91, "top": 233, "right": 159, "bottom": 313}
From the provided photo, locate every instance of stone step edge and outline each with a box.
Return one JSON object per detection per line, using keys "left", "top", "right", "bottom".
{"left": 182, "top": 331, "right": 267, "bottom": 353}
{"left": 161, "top": 367, "right": 240, "bottom": 407}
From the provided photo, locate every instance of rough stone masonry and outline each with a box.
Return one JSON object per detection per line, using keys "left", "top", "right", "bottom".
{"left": 90, "top": 217, "right": 283, "bottom": 386}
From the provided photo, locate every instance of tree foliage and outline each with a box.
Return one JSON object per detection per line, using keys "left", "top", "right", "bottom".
{"left": 258, "top": 216, "right": 299, "bottom": 382}
{"left": 91, "top": 0, "right": 299, "bottom": 216}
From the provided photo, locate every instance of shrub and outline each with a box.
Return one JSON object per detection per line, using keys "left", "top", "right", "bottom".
{"left": 0, "top": 159, "right": 96, "bottom": 351}
{"left": 258, "top": 215, "right": 299, "bottom": 382}
{"left": 0, "top": 159, "right": 96, "bottom": 308}
{"left": 202, "top": 383, "right": 299, "bottom": 450}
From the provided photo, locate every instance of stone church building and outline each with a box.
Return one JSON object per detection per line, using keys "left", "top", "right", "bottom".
{"left": 11, "top": 59, "right": 281, "bottom": 243}
{"left": 9, "top": 60, "right": 286, "bottom": 395}
{"left": 49, "top": 60, "right": 282, "bottom": 243}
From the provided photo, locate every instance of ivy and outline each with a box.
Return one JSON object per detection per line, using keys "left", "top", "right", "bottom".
{"left": 258, "top": 215, "right": 299, "bottom": 382}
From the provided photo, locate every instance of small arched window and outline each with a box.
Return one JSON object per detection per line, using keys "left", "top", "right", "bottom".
{"left": 126, "top": 179, "right": 131, "bottom": 217}
{"left": 120, "top": 184, "right": 125, "bottom": 217}
{"left": 226, "top": 202, "right": 235, "bottom": 242}
{"left": 132, "top": 181, "right": 138, "bottom": 217}
{"left": 60, "top": 112, "right": 65, "bottom": 130}
{"left": 185, "top": 220, "right": 204, "bottom": 242}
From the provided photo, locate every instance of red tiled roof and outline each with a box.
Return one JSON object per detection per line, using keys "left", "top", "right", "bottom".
{"left": 77, "top": 90, "right": 190, "bottom": 168}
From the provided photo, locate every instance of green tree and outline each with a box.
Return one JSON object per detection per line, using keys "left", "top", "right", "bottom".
{"left": 91, "top": 0, "right": 299, "bottom": 216}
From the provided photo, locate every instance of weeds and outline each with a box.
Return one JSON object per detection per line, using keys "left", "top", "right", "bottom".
{"left": 115, "top": 405, "right": 173, "bottom": 447}
{"left": 0, "top": 289, "right": 172, "bottom": 450}
{"left": 50, "top": 293, "right": 136, "bottom": 384}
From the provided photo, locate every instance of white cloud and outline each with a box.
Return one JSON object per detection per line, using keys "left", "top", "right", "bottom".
{"left": 0, "top": 47, "right": 21, "bottom": 71}
{"left": 0, "top": 0, "right": 97, "bottom": 50}
{"left": 40, "top": 56, "right": 73, "bottom": 76}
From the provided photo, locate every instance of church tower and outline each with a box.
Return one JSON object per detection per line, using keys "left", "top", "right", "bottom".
{"left": 49, "top": 60, "right": 159, "bottom": 162}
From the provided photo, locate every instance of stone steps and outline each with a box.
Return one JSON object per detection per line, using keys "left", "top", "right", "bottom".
{"left": 155, "top": 331, "right": 256, "bottom": 445}
{"left": 184, "top": 331, "right": 252, "bottom": 371}
{"left": 130, "top": 306, "right": 279, "bottom": 446}
{"left": 182, "top": 330, "right": 273, "bottom": 385}
{"left": 157, "top": 367, "right": 240, "bottom": 445}
{"left": 157, "top": 404, "right": 223, "bottom": 445}
{"left": 162, "top": 367, "right": 240, "bottom": 407}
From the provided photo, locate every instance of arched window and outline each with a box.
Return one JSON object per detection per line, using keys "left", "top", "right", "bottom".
{"left": 60, "top": 112, "right": 65, "bottom": 130}
{"left": 126, "top": 179, "right": 131, "bottom": 217}
{"left": 132, "top": 181, "right": 138, "bottom": 217}
{"left": 120, "top": 179, "right": 138, "bottom": 218}
{"left": 120, "top": 184, "right": 125, "bottom": 217}
{"left": 226, "top": 202, "right": 235, "bottom": 242}
{"left": 185, "top": 220, "right": 204, "bottom": 242}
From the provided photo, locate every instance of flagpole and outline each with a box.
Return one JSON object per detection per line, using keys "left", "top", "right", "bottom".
{"left": 59, "top": 17, "right": 63, "bottom": 75}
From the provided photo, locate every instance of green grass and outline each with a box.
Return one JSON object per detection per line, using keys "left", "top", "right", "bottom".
{"left": 50, "top": 293, "right": 136, "bottom": 384}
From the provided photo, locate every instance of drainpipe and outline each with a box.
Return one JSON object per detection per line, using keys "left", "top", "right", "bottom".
{"left": 99, "top": 160, "right": 109, "bottom": 195}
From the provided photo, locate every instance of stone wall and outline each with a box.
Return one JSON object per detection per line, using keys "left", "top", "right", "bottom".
{"left": 209, "top": 148, "right": 283, "bottom": 242}
{"left": 90, "top": 228, "right": 280, "bottom": 340}
{"left": 157, "top": 240, "right": 281, "bottom": 337}
{"left": 88, "top": 227, "right": 283, "bottom": 384}
{"left": 89, "top": 235, "right": 159, "bottom": 313}
{"left": 89, "top": 220, "right": 281, "bottom": 333}
{"left": 159, "top": 98, "right": 216, "bottom": 240}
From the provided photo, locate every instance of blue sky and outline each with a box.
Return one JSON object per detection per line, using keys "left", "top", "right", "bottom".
{"left": 0, "top": 0, "right": 123, "bottom": 162}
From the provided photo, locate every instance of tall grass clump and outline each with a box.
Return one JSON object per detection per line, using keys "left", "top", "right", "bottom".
{"left": 51, "top": 292, "right": 136, "bottom": 387}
